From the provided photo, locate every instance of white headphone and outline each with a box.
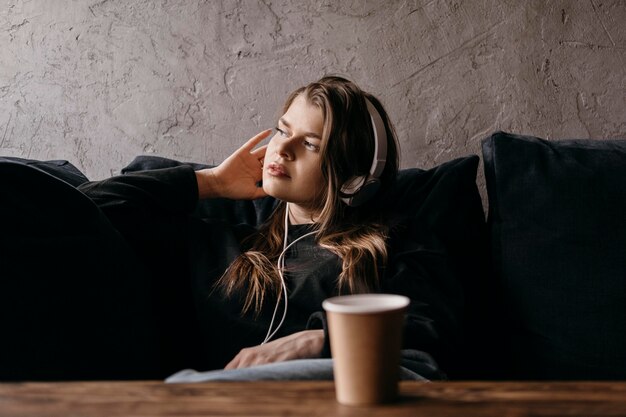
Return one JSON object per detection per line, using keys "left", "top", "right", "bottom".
{"left": 339, "top": 98, "right": 388, "bottom": 207}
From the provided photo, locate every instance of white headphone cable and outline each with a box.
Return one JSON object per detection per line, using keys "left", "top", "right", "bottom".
{"left": 261, "top": 203, "right": 290, "bottom": 344}
{"left": 261, "top": 202, "right": 317, "bottom": 344}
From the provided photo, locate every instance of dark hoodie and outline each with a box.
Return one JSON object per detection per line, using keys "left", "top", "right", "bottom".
{"left": 78, "top": 164, "right": 465, "bottom": 379}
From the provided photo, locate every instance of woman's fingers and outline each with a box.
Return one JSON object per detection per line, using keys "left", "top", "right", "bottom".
{"left": 241, "top": 129, "right": 272, "bottom": 153}
{"left": 223, "top": 330, "right": 324, "bottom": 370}
{"left": 251, "top": 144, "right": 267, "bottom": 160}
{"left": 208, "top": 129, "right": 271, "bottom": 200}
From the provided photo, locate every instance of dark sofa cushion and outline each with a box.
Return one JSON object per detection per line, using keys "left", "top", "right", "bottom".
{"left": 373, "top": 156, "right": 493, "bottom": 379}
{"left": 482, "top": 131, "right": 626, "bottom": 379}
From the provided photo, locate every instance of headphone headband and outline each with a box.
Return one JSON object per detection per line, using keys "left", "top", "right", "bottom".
{"left": 364, "top": 98, "right": 388, "bottom": 179}
{"left": 339, "top": 98, "right": 388, "bottom": 207}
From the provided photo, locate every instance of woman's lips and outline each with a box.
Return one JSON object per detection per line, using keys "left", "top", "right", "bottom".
{"left": 267, "top": 162, "right": 290, "bottom": 178}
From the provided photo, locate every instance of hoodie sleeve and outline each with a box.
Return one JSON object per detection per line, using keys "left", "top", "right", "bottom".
{"left": 78, "top": 165, "right": 199, "bottom": 215}
{"left": 305, "top": 311, "right": 331, "bottom": 358}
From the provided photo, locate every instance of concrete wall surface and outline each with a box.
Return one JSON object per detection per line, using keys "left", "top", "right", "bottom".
{"left": 1, "top": 0, "right": 625, "bottom": 191}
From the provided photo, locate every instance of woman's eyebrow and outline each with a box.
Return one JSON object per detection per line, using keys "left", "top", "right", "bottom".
{"left": 279, "top": 118, "right": 322, "bottom": 140}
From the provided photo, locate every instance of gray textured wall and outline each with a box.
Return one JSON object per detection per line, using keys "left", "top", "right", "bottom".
{"left": 1, "top": 0, "right": 625, "bottom": 191}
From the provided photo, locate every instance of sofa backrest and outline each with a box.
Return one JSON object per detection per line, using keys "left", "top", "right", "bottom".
{"left": 13, "top": 130, "right": 624, "bottom": 382}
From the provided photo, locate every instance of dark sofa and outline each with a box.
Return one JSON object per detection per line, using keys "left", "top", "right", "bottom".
{"left": 1, "top": 131, "right": 624, "bottom": 381}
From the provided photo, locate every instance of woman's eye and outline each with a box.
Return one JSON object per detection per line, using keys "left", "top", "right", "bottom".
{"left": 303, "top": 140, "right": 321, "bottom": 152}
{"left": 275, "top": 127, "right": 288, "bottom": 137}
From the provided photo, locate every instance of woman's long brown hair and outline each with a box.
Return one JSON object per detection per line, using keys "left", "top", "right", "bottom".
{"left": 217, "top": 76, "right": 400, "bottom": 315}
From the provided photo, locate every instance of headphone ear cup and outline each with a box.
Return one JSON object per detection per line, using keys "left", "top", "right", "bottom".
{"left": 340, "top": 176, "right": 381, "bottom": 207}
{"left": 340, "top": 175, "right": 366, "bottom": 197}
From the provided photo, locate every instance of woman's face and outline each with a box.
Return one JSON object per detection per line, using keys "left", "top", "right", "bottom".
{"left": 262, "top": 94, "right": 325, "bottom": 212}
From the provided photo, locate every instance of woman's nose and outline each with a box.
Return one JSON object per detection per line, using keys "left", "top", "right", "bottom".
{"left": 274, "top": 135, "right": 295, "bottom": 160}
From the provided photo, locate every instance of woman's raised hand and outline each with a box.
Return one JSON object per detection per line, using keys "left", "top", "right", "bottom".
{"left": 196, "top": 129, "right": 271, "bottom": 200}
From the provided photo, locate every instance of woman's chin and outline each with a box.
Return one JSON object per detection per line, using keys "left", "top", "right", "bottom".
{"left": 262, "top": 188, "right": 297, "bottom": 205}
{"left": 262, "top": 184, "right": 284, "bottom": 201}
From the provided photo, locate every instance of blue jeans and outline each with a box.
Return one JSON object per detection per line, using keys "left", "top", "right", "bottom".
{"left": 165, "top": 350, "right": 436, "bottom": 382}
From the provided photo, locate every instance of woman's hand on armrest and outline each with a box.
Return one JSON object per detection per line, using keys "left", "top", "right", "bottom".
{"left": 195, "top": 129, "right": 271, "bottom": 200}
{"left": 224, "top": 330, "right": 325, "bottom": 370}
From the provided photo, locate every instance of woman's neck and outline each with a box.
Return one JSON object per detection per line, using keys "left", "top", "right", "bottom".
{"left": 287, "top": 203, "right": 319, "bottom": 225}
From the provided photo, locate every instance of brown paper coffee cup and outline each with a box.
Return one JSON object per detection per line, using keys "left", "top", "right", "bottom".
{"left": 322, "top": 294, "right": 409, "bottom": 406}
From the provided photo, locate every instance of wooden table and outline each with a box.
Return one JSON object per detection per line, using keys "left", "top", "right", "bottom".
{"left": 1, "top": 380, "right": 625, "bottom": 416}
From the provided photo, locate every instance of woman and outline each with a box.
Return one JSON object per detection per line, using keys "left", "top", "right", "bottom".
{"left": 80, "top": 76, "right": 461, "bottom": 381}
